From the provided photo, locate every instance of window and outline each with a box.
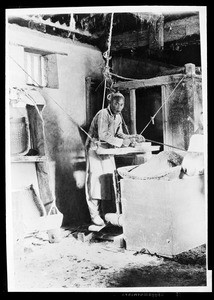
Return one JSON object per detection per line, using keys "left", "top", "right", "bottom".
{"left": 24, "top": 49, "right": 59, "bottom": 89}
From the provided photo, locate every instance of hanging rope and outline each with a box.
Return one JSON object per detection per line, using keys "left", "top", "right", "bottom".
{"left": 99, "top": 12, "right": 114, "bottom": 141}
{"left": 110, "top": 71, "right": 148, "bottom": 82}
{"left": 139, "top": 75, "right": 186, "bottom": 135}
{"left": 120, "top": 112, "right": 130, "bottom": 135}
{"left": 120, "top": 112, "right": 187, "bottom": 151}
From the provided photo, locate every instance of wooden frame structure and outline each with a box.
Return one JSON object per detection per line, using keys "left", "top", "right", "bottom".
{"left": 114, "top": 63, "right": 202, "bottom": 151}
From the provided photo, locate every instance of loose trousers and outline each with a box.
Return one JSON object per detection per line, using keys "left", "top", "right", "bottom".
{"left": 85, "top": 149, "right": 116, "bottom": 219}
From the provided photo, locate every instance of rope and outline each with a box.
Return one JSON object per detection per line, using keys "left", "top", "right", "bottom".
{"left": 120, "top": 112, "right": 130, "bottom": 135}
{"left": 140, "top": 75, "right": 185, "bottom": 135}
{"left": 9, "top": 55, "right": 93, "bottom": 142}
{"left": 110, "top": 71, "right": 148, "bottom": 82}
{"left": 105, "top": 13, "right": 114, "bottom": 69}
{"left": 145, "top": 138, "right": 187, "bottom": 152}
{"left": 99, "top": 12, "right": 114, "bottom": 141}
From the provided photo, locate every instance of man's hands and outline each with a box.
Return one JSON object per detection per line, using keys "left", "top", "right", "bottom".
{"left": 122, "top": 138, "right": 131, "bottom": 147}
{"left": 122, "top": 134, "right": 145, "bottom": 147}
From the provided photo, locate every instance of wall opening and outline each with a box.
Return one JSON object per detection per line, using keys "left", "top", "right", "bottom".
{"left": 24, "top": 48, "right": 59, "bottom": 89}
{"left": 136, "top": 86, "right": 163, "bottom": 151}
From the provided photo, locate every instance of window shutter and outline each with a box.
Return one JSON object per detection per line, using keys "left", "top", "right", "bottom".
{"left": 44, "top": 54, "right": 59, "bottom": 89}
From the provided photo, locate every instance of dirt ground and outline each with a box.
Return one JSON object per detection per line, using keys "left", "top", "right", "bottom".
{"left": 11, "top": 226, "right": 207, "bottom": 292}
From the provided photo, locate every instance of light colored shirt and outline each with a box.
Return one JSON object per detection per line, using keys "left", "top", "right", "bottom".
{"left": 85, "top": 105, "right": 127, "bottom": 149}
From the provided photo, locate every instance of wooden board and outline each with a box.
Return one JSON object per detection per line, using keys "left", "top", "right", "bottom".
{"left": 96, "top": 145, "right": 160, "bottom": 155}
{"left": 11, "top": 156, "right": 46, "bottom": 162}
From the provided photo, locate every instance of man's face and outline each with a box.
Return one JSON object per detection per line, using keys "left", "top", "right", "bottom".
{"left": 110, "top": 98, "right": 124, "bottom": 114}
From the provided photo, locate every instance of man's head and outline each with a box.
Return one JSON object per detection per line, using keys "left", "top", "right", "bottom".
{"left": 108, "top": 92, "right": 125, "bottom": 115}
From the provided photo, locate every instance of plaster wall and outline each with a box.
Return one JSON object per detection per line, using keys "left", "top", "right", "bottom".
{"left": 8, "top": 24, "right": 105, "bottom": 225}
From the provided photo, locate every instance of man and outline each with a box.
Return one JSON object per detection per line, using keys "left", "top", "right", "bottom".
{"left": 85, "top": 91, "right": 144, "bottom": 226}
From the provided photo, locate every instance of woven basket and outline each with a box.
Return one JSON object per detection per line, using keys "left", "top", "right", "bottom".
{"left": 117, "top": 165, "right": 182, "bottom": 181}
{"left": 10, "top": 117, "right": 30, "bottom": 155}
{"left": 12, "top": 185, "right": 63, "bottom": 238}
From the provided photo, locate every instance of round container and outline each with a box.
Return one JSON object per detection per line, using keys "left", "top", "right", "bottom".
{"left": 10, "top": 117, "right": 30, "bottom": 155}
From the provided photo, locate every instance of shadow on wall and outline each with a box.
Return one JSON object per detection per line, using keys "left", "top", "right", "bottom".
{"left": 55, "top": 158, "right": 91, "bottom": 227}
{"left": 43, "top": 108, "right": 91, "bottom": 227}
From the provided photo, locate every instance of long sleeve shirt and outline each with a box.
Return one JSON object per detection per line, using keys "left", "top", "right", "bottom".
{"left": 85, "top": 105, "right": 128, "bottom": 150}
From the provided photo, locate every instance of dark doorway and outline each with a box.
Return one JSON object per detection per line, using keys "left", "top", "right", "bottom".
{"left": 136, "top": 87, "right": 163, "bottom": 151}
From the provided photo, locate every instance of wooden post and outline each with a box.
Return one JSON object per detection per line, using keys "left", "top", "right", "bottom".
{"left": 185, "top": 63, "right": 198, "bottom": 133}
{"left": 185, "top": 63, "right": 196, "bottom": 77}
{"left": 157, "top": 15, "right": 164, "bottom": 50}
{"left": 149, "top": 15, "right": 164, "bottom": 50}
{"left": 161, "top": 85, "right": 171, "bottom": 151}
{"left": 85, "top": 77, "right": 92, "bottom": 127}
{"left": 129, "top": 89, "right": 137, "bottom": 134}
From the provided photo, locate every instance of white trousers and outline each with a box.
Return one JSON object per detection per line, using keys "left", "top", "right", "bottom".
{"left": 85, "top": 149, "right": 116, "bottom": 218}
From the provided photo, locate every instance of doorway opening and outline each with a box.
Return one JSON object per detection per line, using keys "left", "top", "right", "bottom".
{"left": 135, "top": 86, "right": 163, "bottom": 152}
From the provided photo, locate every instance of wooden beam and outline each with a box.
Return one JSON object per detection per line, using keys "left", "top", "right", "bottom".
{"left": 11, "top": 156, "right": 46, "bottom": 162}
{"left": 111, "top": 14, "right": 200, "bottom": 52}
{"left": 111, "top": 30, "right": 149, "bottom": 52}
{"left": 149, "top": 15, "right": 164, "bottom": 50}
{"left": 114, "top": 63, "right": 201, "bottom": 91}
{"left": 114, "top": 73, "right": 185, "bottom": 90}
{"left": 85, "top": 77, "right": 92, "bottom": 127}
{"left": 129, "top": 89, "right": 137, "bottom": 134}
{"left": 164, "top": 15, "right": 200, "bottom": 43}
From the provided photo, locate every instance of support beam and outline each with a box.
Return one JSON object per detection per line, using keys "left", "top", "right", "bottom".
{"left": 85, "top": 77, "right": 92, "bottom": 127}
{"left": 114, "top": 73, "right": 184, "bottom": 90}
{"left": 114, "top": 72, "right": 201, "bottom": 91}
{"left": 148, "top": 15, "right": 164, "bottom": 50}
{"left": 129, "top": 89, "right": 137, "bottom": 134}
{"left": 185, "top": 63, "right": 196, "bottom": 77}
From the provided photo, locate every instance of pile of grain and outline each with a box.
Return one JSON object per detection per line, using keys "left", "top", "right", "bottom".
{"left": 128, "top": 151, "right": 184, "bottom": 179}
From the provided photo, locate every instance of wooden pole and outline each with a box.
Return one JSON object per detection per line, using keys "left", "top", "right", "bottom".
{"left": 129, "top": 89, "right": 137, "bottom": 134}
{"left": 185, "top": 63, "right": 197, "bottom": 132}
{"left": 185, "top": 63, "right": 196, "bottom": 77}
{"left": 149, "top": 15, "right": 164, "bottom": 50}
{"left": 85, "top": 77, "right": 92, "bottom": 127}
{"left": 161, "top": 85, "right": 170, "bottom": 151}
